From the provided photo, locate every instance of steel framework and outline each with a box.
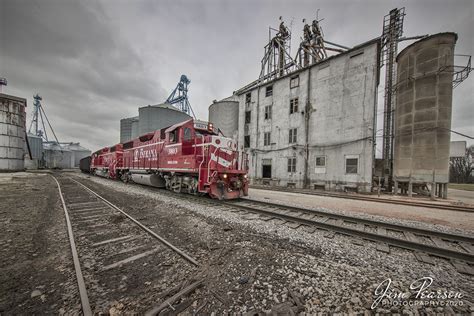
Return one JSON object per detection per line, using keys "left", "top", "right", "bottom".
{"left": 381, "top": 7, "right": 405, "bottom": 190}
{"left": 259, "top": 19, "right": 299, "bottom": 83}
{"left": 166, "top": 75, "right": 195, "bottom": 118}
{"left": 28, "top": 94, "right": 60, "bottom": 144}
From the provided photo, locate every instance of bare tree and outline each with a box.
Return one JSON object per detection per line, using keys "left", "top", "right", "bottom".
{"left": 449, "top": 145, "right": 473, "bottom": 183}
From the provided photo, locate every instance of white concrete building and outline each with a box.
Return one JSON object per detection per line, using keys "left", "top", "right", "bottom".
{"left": 234, "top": 39, "right": 380, "bottom": 192}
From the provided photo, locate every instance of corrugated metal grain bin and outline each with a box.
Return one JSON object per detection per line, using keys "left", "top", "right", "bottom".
{"left": 43, "top": 142, "right": 73, "bottom": 169}
{"left": 138, "top": 103, "right": 191, "bottom": 136}
{"left": 120, "top": 116, "right": 139, "bottom": 143}
{"left": 26, "top": 133, "right": 43, "bottom": 159}
{"left": 0, "top": 93, "right": 26, "bottom": 171}
{"left": 62, "top": 142, "right": 91, "bottom": 167}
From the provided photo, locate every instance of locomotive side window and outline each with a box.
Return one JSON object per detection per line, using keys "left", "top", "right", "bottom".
{"left": 169, "top": 129, "right": 178, "bottom": 143}
{"left": 183, "top": 127, "right": 192, "bottom": 141}
{"left": 123, "top": 141, "right": 133, "bottom": 149}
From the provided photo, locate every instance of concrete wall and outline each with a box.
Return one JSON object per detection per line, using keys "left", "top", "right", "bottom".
{"left": 237, "top": 40, "right": 379, "bottom": 192}
{"left": 394, "top": 33, "right": 457, "bottom": 185}
{"left": 0, "top": 93, "right": 26, "bottom": 171}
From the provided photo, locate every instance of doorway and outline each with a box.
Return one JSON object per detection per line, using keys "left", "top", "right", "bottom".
{"left": 262, "top": 159, "right": 272, "bottom": 179}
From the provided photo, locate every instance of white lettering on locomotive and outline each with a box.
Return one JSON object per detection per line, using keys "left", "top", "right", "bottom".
{"left": 167, "top": 147, "right": 178, "bottom": 155}
{"left": 133, "top": 147, "right": 158, "bottom": 162}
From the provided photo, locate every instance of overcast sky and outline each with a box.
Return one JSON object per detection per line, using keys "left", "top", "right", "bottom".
{"left": 1, "top": 0, "right": 472, "bottom": 152}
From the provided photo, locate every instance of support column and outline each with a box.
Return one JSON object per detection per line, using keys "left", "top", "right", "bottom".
{"left": 408, "top": 181, "right": 413, "bottom": 197}
{"left": 394, "top": 180, "right": 398, "bottom": 196}
{"left": 443, "top": 183, "right": 448, "bottom": 199}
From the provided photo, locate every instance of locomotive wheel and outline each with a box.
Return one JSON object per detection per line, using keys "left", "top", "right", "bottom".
{"left": 171, "top": 176, "right": 182, "bottom": 193}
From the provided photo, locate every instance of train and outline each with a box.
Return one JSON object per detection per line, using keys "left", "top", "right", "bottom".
{"left": 80, "top": 119, "right": 249, "bottom": 200}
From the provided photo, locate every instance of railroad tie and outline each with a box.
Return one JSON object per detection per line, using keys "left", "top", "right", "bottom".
{"left": 92, "top": 235, "right": 132, "bottom": 247}
{"left": 451, "top": 261, "right": 474, "bottom": 276}
{"left": 102, "top": 248, "right": 159, "bottom": 271}
{"left": 414, "top": 252, "right": 434, "bottom": 265}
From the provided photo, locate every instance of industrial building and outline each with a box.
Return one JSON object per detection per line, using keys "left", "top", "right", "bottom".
{"left": 0, "top": 93, "right": 27, "bottom": 171}
{"left": 236, "top": 39, "right": 379, "bottom": 192}
{"left": 209, "top": 10, "right": 471, "bottom": 195}
{"left": 120, "top": 103, "right": 191, "bottom": 143}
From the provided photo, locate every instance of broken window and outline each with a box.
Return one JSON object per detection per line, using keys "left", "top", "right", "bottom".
{"left": 264, "top": 105, "right": 272, "bottom": 120}
{"left": 287, "top": 157, "right": 296, "bottom": 173}
{"left": 316, "top": 156, "right": 326, "bottom": 167}
{"left": 290, "top": 76, "right": 299, "bottom": 89}
{"left": 289, "top": 128, "right": 297, "bottom": 144}
{"left": 265, "top": 85, "right": 273, "bottom": 97}
{"left": 244, "top": 135, "right": 250, "bottom": 148}
{"left": 245, "top": 92, "right": 251, "bottom": 104}
{"left": 264, "top": 132, "right": 271, "bottom": 146}
{"left": 290, "top": 98, "right": 299, "bottom": 114}
{"left": 346, "top": 157, "right": 358, "bottom": 174}
{"left": 245, "top": 111, "right": 251, "bottom": 124}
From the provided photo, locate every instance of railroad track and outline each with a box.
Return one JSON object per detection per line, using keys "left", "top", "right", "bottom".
{"left": 214, "top": 198, "right": 474, "bottom": 275}
{"left": 250, "top": 185, "right": 474, "bottom": 213}
{"left": 52, "top": 175, "right": 200, "bottom": 315}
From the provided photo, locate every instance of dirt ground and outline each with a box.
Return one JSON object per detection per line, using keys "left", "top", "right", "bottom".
{"left": 248, "top": 188, "right": 474, "bottom": 231}
{"left": 0, "top": 172, "right": 79, "bottom": 314}
{"left": 1, "top": 171, "right": 473, "bottom": 315}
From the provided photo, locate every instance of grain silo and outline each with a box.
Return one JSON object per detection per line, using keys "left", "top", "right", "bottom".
{"left": 393, "top": 33, "right": 457, "bottom": 198}
{"left": 120, "top": 116, "right": 138, "bottom": 143}
{"left": 43, "top": 142, "right": 73, "bottom": 169}
{"left": 62, "top": 143, "right": 91, "bottom": 167}
{"left": 0, "top": 93, "right": 26, "bottom": 171}
{"left": 138, "top": 103, "right": 191, "bottom": 136}
{"left": 209, "top": 96, "right": 239, "bottom": 138}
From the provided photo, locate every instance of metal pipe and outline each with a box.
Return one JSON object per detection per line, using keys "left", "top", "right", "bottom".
{"left": 323, "top": 40, "right": 350, "bottom": 50}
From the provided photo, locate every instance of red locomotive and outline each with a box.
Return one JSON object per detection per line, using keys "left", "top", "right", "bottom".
{"left": 82, "top": 119, "right": 248, "bottom": 200}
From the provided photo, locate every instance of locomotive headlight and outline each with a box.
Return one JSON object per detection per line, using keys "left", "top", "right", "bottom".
{"left": 244, "top": 174, "right": 248, "bottom": 179}
{"left": 222, "top": 174, "right": 228, "bottom": 179}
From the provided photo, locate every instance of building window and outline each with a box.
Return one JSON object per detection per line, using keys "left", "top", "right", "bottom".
{"left": 244, "top": 136, "right": 250, "bottom": 148}
{"left": 316, "top": 156, "right": 326, "bottom": 167}
{"left": 290, "top": 76, "right": 299, "bottom": 89}
{"left": 346, "top": 157, "right": 358, "bottom": 174}
{"left": 264, "top": 105, "right": 272, "bottom": 120}
{"left": 287, "top": 157, "right": 296, "bottom": 173}
{"left": 290, "top": 98, "right": 299, "bottom": 114}
{"left": 245, "top": 92, "right": 251, "bottom": 104}
{"left": 289, "top": 128, "right": 297, "bottom": 144}
{"left": 265, "top": 85, "right": 273, "bottom": 97}
{"left": 245, "top": 111, "right": 251, "bottom": 124}
{"left": 264, "top": 132, "right": 271, "bottom": 146}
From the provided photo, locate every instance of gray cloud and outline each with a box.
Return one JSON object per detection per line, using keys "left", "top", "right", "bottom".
{"left": 1, "top": 0, "right": 472, "bottom": 151}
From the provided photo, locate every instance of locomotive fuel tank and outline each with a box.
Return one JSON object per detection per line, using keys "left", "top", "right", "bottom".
{"left": 131, "top": 173, "right": 166, "bottom": 188}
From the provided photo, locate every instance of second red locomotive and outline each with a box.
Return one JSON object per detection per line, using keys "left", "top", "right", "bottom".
{"left": 85, "top": 119, "right": 248, "bottom": 200}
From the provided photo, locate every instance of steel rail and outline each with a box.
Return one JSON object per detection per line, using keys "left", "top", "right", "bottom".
{"left": 237, "top": 198, "right": 474, "bottom": 243}
{"left": 249, "top": 185, "right": 474, "bottom": 213}
{"left": 220, "top": 200, "right": 474, "bottom": 264}
{"left": 52, "top": 176, "right": 93, "bottom": 316}
{"left": 69, "top": 177, "right": 200, "bottom": 267}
